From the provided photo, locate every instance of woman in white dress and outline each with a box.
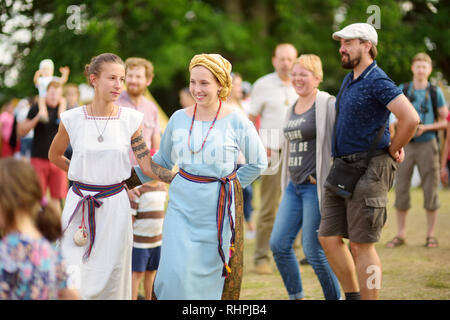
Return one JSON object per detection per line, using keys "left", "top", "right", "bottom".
{"left": 48, "top": 53, "right": 174, "bottom": 299}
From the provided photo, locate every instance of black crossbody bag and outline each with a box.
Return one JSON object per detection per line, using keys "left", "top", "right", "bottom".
{"left": 325, "top": 77, "right": 387, "bottom": 199}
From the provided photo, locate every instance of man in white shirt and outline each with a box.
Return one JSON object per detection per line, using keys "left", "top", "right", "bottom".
{"left": 248, "top": 43, "right": 298, "bottom": 274}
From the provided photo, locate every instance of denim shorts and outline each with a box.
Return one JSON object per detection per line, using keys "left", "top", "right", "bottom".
{"left": 319, "top": 153, "right": 397, "bottom": 243}
{"left": 132, "top": 246, "right": 161, "bottom": 272}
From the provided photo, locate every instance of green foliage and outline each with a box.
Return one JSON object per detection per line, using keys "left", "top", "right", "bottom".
{"left": 1, "top": 0, "right": 448, "bottom": 114}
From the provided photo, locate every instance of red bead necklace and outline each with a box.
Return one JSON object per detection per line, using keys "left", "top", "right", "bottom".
{"left": 188, "top": 101, "right": 222, "bottom": 154}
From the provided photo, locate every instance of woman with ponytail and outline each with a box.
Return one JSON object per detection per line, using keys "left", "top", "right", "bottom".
{"left": 0, "top": 158, "right": 79, "bottom": 299}
{"left": 48, "top": 53, "right": 174, "bottom": 300}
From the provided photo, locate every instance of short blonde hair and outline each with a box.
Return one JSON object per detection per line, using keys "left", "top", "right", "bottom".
{"left": 47, "top": 80, "right": 63, "bottom": 90}
{"left": 125, "top": 57, "right": 154, "bottom": 80}
{"left": 293, "top": 54, "right": 323, "bottom": 82}
{"left": 412, "top": 52, "right": 432, "bottom": 65}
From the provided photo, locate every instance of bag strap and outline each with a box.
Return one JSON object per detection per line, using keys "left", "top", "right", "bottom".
{"left": 333, "top": 76, "right": 352, "bottom": 155}
{"left": 429, "top": 84, "right": 438, "bottom": 121}
{"left": 365, "top": 121, "right": 387, "bottom": 167}
{"left": 402, "top": 82, "right": 410, "bottom": 98}
{"left": 404, "top": 82, "right": 439, "bottom": 140}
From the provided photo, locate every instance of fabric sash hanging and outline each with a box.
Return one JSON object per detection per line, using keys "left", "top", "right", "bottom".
{"left": 63, "top": 181, "right": 125, "bottom": 262}
{"left": 178, "top": 168, "right": 237, "bottom": 278}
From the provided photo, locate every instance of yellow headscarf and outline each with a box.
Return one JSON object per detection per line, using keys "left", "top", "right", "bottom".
{"left": 189, "top": 53, "right": 232, "bottom": 101}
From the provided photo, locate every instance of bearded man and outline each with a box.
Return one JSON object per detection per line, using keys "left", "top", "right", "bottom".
{"left": 317, "top": 23, "right": 420, "bottom": 300}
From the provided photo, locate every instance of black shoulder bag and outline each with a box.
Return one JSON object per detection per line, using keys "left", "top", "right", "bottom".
{"left": 325, "top": 78, "right": 387, "bottom": 199}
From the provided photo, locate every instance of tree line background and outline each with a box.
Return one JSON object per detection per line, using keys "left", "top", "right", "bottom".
{"left": 0, "top": 0, "right": 449, "bottom": 116}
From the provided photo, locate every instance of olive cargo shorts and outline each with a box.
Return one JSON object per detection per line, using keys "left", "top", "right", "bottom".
{"left": 319, "top": 153, "right": 398, "bottom": 243}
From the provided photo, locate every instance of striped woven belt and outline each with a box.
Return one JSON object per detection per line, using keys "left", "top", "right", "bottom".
{"left": 64, "top": 181, "right": 125, "bottom": 262}
{"left": 178, "top": 168, "right": 237, "bottom": 278}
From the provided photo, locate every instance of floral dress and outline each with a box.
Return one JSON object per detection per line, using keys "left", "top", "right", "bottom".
{"left": 0, "top": 233, "right": 68, "bottom": 300}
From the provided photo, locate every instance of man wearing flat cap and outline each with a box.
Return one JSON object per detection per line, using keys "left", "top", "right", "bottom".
{"left": 318, "top": 23, "right": 420, "bottom": 299}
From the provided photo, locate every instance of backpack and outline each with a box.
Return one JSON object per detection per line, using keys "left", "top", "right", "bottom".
{"left": 402, "top": 82, "right": 438, "bottom": 121}
{"left": 402, "top": 82, "right": 439, "bottom": 141}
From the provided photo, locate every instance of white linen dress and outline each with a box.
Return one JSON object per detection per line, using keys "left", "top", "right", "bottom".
{"left": 60, "top": 105, "right": 143, "bottom": 300}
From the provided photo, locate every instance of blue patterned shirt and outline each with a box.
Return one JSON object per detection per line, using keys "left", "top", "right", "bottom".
{"left": 333, "top": 61, "right": 402, "bottom": 157}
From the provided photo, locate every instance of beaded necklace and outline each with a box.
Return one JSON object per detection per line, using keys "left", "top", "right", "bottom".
{"left": 188, "top": 101, "right": 222, "bottom": 154}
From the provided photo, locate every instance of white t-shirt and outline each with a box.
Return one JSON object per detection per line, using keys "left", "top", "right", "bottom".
{"left": 248, "top": 72, "right": 298, "bottom": 150}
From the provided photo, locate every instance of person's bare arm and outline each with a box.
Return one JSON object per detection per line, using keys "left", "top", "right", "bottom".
{"left": 48, "top": 122, "right": 71, "bottom": 172}
{"left": 389, "top": 121, "right": 397, "bottom": 139}
{"left": 58, "top": 97, "right": 67, "bottom": 118}
{"left": 17, "top": 113, "right": 40, "bottom": 137}
{"left": 59, "top": 66, "right": 70, "bottom": 84}
{"left": 131, "top": 127, "right": 175, "bottom": 184}
{"left": 151, "top": 130, "right": 161, "bottom": 150}
{"left": 387, "top": 94, "right": 420, "bottom": 162}
{"left": 33, "top": 69, "right": 41, "bottom": 85}
{"left": 415, "top": 106, "right": 448, "bottom": 137}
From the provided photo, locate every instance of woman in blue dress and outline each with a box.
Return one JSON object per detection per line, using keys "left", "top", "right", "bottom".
{"left": 131, "top": 53, "right": 267, "bottom": 299}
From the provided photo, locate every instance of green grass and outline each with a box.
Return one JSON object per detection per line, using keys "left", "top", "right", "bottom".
{"left": 138, "top": 183, "right": 450, "bottom": 300}
{"left": 239, "top": 183, "right": 450, "bottom": 300}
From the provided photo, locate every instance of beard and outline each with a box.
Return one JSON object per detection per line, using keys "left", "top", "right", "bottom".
{"left": 126, "top": 84, "right": 146, "bottom": 97}
{"left": 341, "top": 51, "right": 362, "bottom": 69}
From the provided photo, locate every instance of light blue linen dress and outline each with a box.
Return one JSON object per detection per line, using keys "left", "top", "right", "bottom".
{"left": 136, "top": 109, "right": 267, "bottom": 299}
